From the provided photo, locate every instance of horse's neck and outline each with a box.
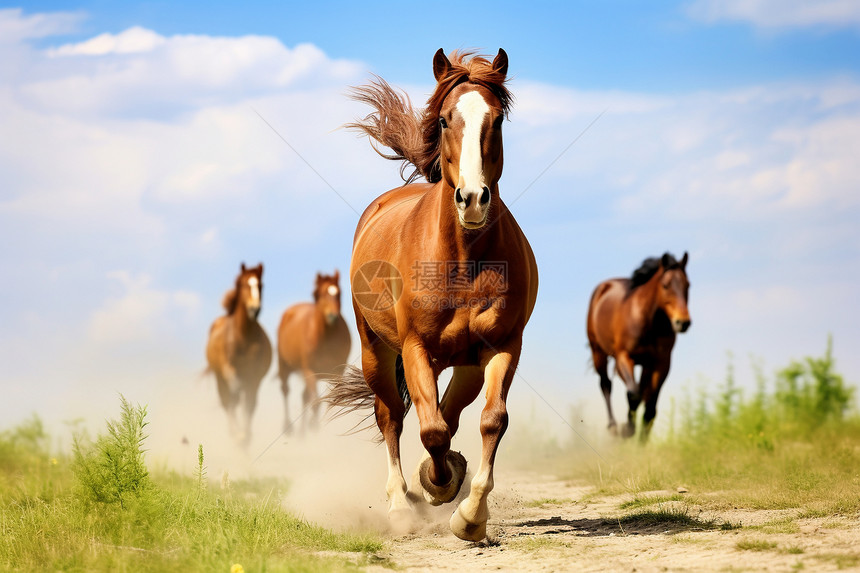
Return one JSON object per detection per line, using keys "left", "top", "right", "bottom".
{"left": 632, "top": 277, "right": 661, "bottom": 329}
{"left": 230, "top": 301, "right": 254, "bottom": 339}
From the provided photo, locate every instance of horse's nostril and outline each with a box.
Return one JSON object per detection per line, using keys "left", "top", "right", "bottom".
{"left": 455, "top": 188, "right": 464, "bottom": 204}
{"left": 680, "top": 320, "right": 691, "bottom": 332}
{"left": 480, "top": 186, "right": 490, "bottom": 205}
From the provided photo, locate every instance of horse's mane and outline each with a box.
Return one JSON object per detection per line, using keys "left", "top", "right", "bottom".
{"left": 346, "top": 50, "right": 512, "bottom": 184}
{"left": 221, "top": 288, "right": 238, "bottom": 314}
{"left": 629, "top": 253, "right": 679, "bottom": 290}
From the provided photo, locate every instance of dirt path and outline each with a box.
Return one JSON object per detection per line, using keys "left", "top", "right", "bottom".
{"left": 364, "top": 471, "right": 860, "bottom": 572}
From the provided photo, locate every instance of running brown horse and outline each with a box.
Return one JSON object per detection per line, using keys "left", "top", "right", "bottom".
{"left": 587, "top": 252, "right": 691, "bottom": 442}
{"left": 205, "top": 263, "right": 272, "bottom": 448}
{"left": 276, "top": 271, "right": 351, "bottom": 433}
{"left": 327, "top": 49, "right": 538, "bottom": 541}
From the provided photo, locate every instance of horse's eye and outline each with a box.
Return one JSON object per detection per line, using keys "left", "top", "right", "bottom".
{"left": 439, "top": 117, "right": 447, "bottom": 129}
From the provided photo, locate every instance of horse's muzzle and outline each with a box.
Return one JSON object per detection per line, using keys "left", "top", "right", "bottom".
{"left": 674, "top": 318, "right": 691, "bottom": 333}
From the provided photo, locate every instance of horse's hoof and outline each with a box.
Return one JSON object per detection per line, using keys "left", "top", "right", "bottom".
{"left": 419, "top": 450, "right": 467, "bottom": 506}
{"left": 621, "top": 423, "right": 636, "bottom": 438}
{"left": 608, "top": 423, "right": 619, "bottom": 437}
{"left": 450, "top": 504, "right": 487, "bottom": 542}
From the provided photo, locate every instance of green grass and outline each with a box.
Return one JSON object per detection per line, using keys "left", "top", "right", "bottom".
{"left": 618, "top": 493, "right": 683, "bottom": 510}
{"left": 612, "top": 506, "right": 720, "bottom": 530}
{"left": 544, "top": 339, "right": 860, "bottom": 518}
{"left": 736, "top": 539, "right": 778, "bottom": 552}
{"left": 0, "top": 399, "right": 384, "bottom": 572}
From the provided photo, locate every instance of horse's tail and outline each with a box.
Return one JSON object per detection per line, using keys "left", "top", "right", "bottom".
{"left": 323, "top": 355, "right": 412, "bottom": 442}
{"left": 344, "top": 77, "right": 425, "bottom": 184}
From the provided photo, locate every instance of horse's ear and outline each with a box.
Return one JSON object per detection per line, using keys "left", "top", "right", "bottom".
{"left": 433, "top": 48, "right": 451, "bottom": 82}
{"left": 492, "top": 48, "right": 509, "bottom": 78}
{"left": 334, "top": 269, "right": 340, "bottom": 282}
{"left": 241, "top": 262, "right": 247, "bottom": 273}
{"left": 661, "top": 253, "right": 672, "bottom": 268}
{"left": 257, "top": 262, "right": 264, "bottom": 275}
{"left": 680, "top": 251, "right": 689, "bottom": 269}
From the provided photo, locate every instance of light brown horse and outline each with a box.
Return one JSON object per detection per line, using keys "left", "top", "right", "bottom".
{"left": 587, "top": 252, "right": 691, "bottom": 442}
{"left": 276, "top": 271, "right": 351, "bottom": 433}
{"left": 205, "top": 263, "right": 272, "bottom": 448}
{"left": 327, "top": 49, "right": 538, "bottom": 541}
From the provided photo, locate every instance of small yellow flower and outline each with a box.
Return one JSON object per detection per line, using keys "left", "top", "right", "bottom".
{"left": 230, "top": 564, "right": 244, "bottom": 573}
{"left": 50, "top": 458, "right": 58, "bottom": 466}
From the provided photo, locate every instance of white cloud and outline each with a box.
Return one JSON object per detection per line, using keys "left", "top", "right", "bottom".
{"left": 88, "top": 271, "right": 200, "bottom": 345}
{"left": 508, "top": 80, "right": 860, "bottom": 216}
{"left": 0, "top": 7, "right": 82, "bottom": 44}
{"left": 49, "top": 26, "right": 165, "bottom": 55}
{"left": 688, "top": 0, "right": 860, "bottom": 29}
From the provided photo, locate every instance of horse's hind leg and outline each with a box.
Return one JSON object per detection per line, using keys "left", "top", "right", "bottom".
{"left": 615, "top": 351, "right": 640, "bottom": 438}
{"left": 591, "top": 347, "right": 617, "bottom": 434}
{"left": 450, "top": 339, "right": 520, "bottom": 542}
{"left": 362, "top": 341, "right": 411, "bottom": 529}
{"left": 403, "top": 341, "right": 466, "bottom": 507}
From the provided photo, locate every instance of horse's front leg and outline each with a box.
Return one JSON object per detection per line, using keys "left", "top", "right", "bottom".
{"left": 403, "top": 341, "right": 467, "bottom": 506}
{"left": 450, "top": 339, "right": 520, "bottom": 542}
{"left": 615, "top": 351, "right": 640, "bottom": 438}
{"left": 300, "top": 367, "right": 318, "bottom": 433}
{"left": 640, "top": 358, "right": 670, "bottom": 443}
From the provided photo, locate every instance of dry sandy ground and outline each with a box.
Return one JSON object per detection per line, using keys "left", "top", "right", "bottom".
{"left": 359, "top": 473, "right": 860, "bottom": 573}
{"left": 141, "top": 381, "right": 858, "bottom": 572}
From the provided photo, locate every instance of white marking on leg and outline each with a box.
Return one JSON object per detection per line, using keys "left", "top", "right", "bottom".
{"left": 386, "top": 447, "right": 409, "bottom": 513}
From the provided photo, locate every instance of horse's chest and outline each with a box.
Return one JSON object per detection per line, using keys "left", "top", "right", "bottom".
{"left": 411, "top": 296, "right": 510, "bottom": 362}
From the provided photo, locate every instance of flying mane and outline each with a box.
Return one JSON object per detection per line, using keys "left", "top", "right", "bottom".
{"left": 346, "top": 50, "right": 513, "bottom": 184}
{"left": 629, "top": 253, "right": 680, "bottom": 291}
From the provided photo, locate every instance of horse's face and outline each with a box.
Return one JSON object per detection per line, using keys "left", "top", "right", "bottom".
{"left": 657, "top": 252, "right": 691, "bottom": 333}
{"left": 239, "top": 263, "right": 263, "bottom": 320}
{"left": 314, "top": 270, "right": 342, "bottom": 326}
{"left": 435, "top": 53, "right": 508, "bottom": 230}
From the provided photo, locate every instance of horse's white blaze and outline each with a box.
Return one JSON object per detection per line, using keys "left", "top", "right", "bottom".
{"left": 327, "top": 284, "right": 339, "bottom": 296}
{"left": 455, "top": 91, "right": 490, "bottom": 193}
{"left": 247, "top": 276, "right": 260, "bottom": 307}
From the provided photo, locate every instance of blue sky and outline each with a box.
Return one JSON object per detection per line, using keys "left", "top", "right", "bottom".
{"left": 1, "top": 1, "right": 859, "bottom": 450}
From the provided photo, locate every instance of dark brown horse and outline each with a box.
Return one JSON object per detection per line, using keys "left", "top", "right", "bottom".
{"left": 276, "top": 271, "right": 351, "bottom": 433}
{"left": 205, "top": 263, "right": 272, "bottom": 448}
{"left": 587, "top": 252, "right": 691, "bottom": 441}
{"left": 327, "top": 49, "right": 538, "bottom": 541}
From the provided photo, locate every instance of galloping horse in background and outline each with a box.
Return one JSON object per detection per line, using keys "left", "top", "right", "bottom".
{"left": 276, "top": 271, "right": 351, "bottom": 433}
{"left": 206, "top": 263, "right": 272, "bottom": 448}
{"left": 327, "top": 49, "right": 538, "bottom": 541}
{"left": 587, "top": 252, "right": 691, "bottom": 442}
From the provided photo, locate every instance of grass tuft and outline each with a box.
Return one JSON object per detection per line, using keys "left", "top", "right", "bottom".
{"left": 736, "top": 539, "right": 778, "bottom": 551}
